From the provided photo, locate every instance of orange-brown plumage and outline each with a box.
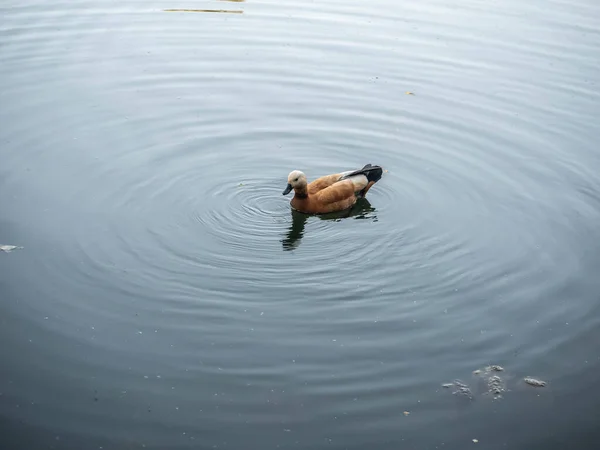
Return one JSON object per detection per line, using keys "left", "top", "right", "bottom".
{"left": 282, "top": 165, "right": 383, "bottom": 214}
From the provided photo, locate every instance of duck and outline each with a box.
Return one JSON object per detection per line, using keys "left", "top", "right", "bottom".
{"left": 282, "top": 164, "right": 383, "bottom": 214}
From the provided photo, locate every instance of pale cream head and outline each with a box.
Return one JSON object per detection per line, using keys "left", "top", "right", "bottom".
{"left": 283, "top": 170, "right": 307, "bottom": 195}
{"left": 287, "top": 170, "right": 306, "bottom": 187}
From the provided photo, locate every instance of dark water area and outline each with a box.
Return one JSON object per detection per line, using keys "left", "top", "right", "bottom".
{"left": 2, "top": 0, "right": 600, "bottom": 449}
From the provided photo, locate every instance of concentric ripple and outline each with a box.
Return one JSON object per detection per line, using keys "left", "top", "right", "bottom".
{"left": 1, "top": 0, "right": 600, "bottom": 448}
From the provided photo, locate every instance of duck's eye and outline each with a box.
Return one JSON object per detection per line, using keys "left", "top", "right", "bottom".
{"left": 294, "top": 178, "right": 298, "bottom": 181}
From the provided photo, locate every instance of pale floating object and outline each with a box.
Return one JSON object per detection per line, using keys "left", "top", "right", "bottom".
{"left": 0, "top": 245, "right": 22, "bottom": 253}
{"left": 473, "top": 439, "right": 479, "bottom": 443}
{"left": 487, "top": 375, "right": 505, "bottom": 396}
{"left": 403, "top": 411, "right": 410, "bottom": 416}
{"left": 442, "top": 383, "right": 454, "bottom": 388}
{"left": 163, "top": 9, "right": 243, "bottom": 14}
{"left": 524, "top": 377, "right": 546, "bottom": 387}
{"left": 472, "top": 369, "right": 482, "bottom": 375}
{"left": 405, "top": 91, "right": 415, "bottom": 95}
{"left": 487, "top": 365, "right": 504, "bottom": 372}
{"left": 452, "top": 380, "right": 473, "bottom": 400}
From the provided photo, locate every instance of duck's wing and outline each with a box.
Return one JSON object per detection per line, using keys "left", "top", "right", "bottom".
{"left": 307, "top": 173, "right": 343, "bottom": 195}
{"left": 308, "top": 165, "right": 383, "bottom": 198}
{"left": 314, "top": 177, "right": 368, "bottom": 206}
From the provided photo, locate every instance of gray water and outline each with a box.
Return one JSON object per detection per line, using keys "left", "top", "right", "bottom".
{"left": 1, "top": 0, "right": 600, "bottom": 449}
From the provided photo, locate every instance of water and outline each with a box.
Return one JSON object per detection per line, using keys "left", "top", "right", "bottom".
{"left": 1, "top": 0, "right": 600, "bottom": 448}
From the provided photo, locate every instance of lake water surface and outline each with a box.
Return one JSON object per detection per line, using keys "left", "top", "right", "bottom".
{"left": 2, "top": 0, "right": 600, "bottom": 449}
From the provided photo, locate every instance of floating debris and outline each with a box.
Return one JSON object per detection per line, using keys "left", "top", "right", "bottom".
{"left": 452, "top": 380, "right": 473, "bottom": 400}
{"left": 405, "top": 91, "right": 415, "bottom": 96}
{"left": 487, "top": 375, "right": 505, "bottom": 396}
{"left": 476, "top": 365, "right": 507, "bottom": 397}
{"left": 403, "top": 411, "right": 410, "bottom": 416}
{"left": 0, "top": 245, "right": 22, "bottom": 253}
{"left": 164, "top": 9, "right": 243, "bottom": 14}
{"left": 524, "top": 377, "right": 546, "bottom": 387}
{"left": 446, "top": 364, "right": 508, "bottom": 400}
{"left": 446, "top": 365, "right": 546, "bottom": 400}
{"left": 472, "top": 439, "right": 479, "bottom": 443}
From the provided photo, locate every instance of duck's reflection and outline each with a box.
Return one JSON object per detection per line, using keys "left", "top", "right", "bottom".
{"left": 282, "top": 198, "right": 377, "bottom": 251}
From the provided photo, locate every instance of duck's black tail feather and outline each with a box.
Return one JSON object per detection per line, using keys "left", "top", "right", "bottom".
{"left": 342, "top": 164, "right": 384, "bottom": 197}
{"left": 361, "top": 164, "right": 383, "bottom": 183}
{"left": 343, "top": 164, "right": 384, "bottom": 183}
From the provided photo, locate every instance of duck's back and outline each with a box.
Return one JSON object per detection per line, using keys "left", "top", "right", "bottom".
{"left": 307, "top": 173, "right": 343, "bottom": 195}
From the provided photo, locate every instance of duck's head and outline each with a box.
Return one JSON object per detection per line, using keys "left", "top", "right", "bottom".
{"left": 282, "top": 170, "right": 307, "bottom": 195}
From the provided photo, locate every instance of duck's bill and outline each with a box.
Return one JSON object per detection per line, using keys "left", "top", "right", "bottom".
{"left": 282, "top": 184, "right": 292, "bottom": 195}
